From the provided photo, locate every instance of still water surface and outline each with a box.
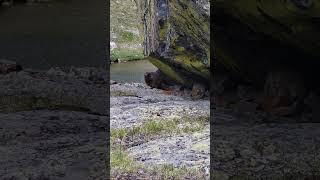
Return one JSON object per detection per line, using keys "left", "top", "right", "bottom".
{"left": 0, "top": 0, "right": 106, "bottom": 69}
{"left": 0, "top": 3, "right": 155, "bottom": 83}
{"left": 110, "top": 60, "right": 157, "bottom": 83}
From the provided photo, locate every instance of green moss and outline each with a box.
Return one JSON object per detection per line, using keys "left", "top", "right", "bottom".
{"left": 147, "top": 56, "right": 186, "bottom": 85}
{"left": 175, "top": 46, "right": 185, "bottom": 52}
{"left": 174, "top": 53, "right": 210, "bottom": 80}
{"left": 159, "top": 20, "right": 169, "bottom": 41}
{"left": 169, "top": 0, "right": 209, "bottom": 59}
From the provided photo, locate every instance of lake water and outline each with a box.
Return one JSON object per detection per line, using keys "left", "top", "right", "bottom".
{"left": 110, "top": 60, "right": 157, "bottom": 83}
{"left": 0, "top": 0, "right": 106, "bottom": 70}
{"left": 0, "top": 2, "right": 156, "bottom": 84}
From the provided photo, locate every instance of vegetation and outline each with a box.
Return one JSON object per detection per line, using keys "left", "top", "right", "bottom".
{"left": 111, "top": 115, "right": 209, "bottom": 143}
{"left": 111, "top": 147, "right": 141, "bottom": 174}
{"left": 150, "top": 164, "right": 205, "bottom": 180}
{"left": 110, "top": 90, "right": 138, "bottom": 97}
{"left": 110, "top": 115, "right": 209, "bottom": 179}
{"left": 110, "top": 49, "right": 144, "bottom": 62}
{"left": 110, "top": 147, "right": 206, "bottom": 179}
{"left": 110, "top": 0, "right": 144, "bottom": 62}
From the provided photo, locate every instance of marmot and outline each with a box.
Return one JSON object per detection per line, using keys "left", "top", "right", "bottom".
{"left": 144, "top": 69, "right": 172, "bottom": 90}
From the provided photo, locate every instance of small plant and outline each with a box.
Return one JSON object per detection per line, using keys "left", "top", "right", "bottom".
{"left": 111, "top": 115, "right": 210, "bottom": 144}
{"left": 150, "top": 164, "right": 205, "bottom": 179}
{"left": 110, "top": 90, "right": 138, "bottom": 97}
{"left": 111, "top": 128, "right": 127, "bottom": 140}
{"left": 111, "top": 147, "right": 140, "bottom": 174}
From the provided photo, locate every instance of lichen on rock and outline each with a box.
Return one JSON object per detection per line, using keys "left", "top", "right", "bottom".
{"left": 137, "top": 0, "right": 210, "bottom": 88}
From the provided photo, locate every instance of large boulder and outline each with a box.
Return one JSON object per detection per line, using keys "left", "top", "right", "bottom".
{"left": 213, "top": 0, "right": 320, "bottom": 84}
{"left": 137, "top": 0, "right": 210, "bottom": 88}
{"left": 212, "top": 0, "right": 320, "bottom": 116}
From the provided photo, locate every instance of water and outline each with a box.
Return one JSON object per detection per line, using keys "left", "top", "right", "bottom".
{"left": 0, "top": 0, "right": 106, "bottom": 70}
{"left": 110, "top": 60, "right": 157, "bottom": 83}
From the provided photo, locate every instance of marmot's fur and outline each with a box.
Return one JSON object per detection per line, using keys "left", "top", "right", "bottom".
{"left": 144, "top": 70, "right": 176, "bottom": 90}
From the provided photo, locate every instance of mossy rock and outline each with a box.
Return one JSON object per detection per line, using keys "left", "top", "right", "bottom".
{"left": 213, "top": 0, "right": 320, "bottom": 83}
{"left": 138, "top": 0, "right": 210, "bottom": 86}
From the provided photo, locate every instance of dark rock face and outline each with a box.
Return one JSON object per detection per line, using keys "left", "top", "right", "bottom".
{"left": 262, "top": 70, "right": 306, "bottom": 116}
{"left": 210, "top": 0, "right": 320, "bottom": 120}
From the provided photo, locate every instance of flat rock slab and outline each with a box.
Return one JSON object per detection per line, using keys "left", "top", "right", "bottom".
{"left": 128, "top": 126, "right": 210, "bottom": 174}
{"left": 0, "top": 67, "right": 109, "bottom": 179}
{"left": 212, "top": 109, "right": 320, "bottom": 179}
{"left": 111, "top": 83, "right": 209, "bottom": 129}
{"left": 111, "top": 83, "right": 210, "bottom": 178}
{"left": 0, "top": 110, "right": 108, "bottom": 180}
{"left": 0, "top": 68, "right": 108, "bottom": 115}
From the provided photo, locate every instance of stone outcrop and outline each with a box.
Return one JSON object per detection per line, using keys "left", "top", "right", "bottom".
{"left": 212, "top": 0, "right": 320, "bottom": 117}
{"left": 0, "top": 66, "right": 108, "bottom": 115}
{"left": 137, "top": 0, "right": 210, "bottom": 89}
{"left": 213, "top": 0, "right": 320, "bottom": 81}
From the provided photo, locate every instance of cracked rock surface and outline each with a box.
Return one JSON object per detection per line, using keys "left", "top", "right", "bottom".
{"left": 212, "top": 108, "right": 320, "bottom": 179}
{"left": 0, "top": 68, "right": 108, "bottom": 179}
{"left": 111, "top": 82, "right": 210, "bottom": 178}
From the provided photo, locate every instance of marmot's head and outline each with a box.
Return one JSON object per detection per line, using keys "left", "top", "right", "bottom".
{"left": 144, "top": 72, "right": 152, "bottom": 85}
{"left": 144, "top": 71, "right": 161, "bottom": 88}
